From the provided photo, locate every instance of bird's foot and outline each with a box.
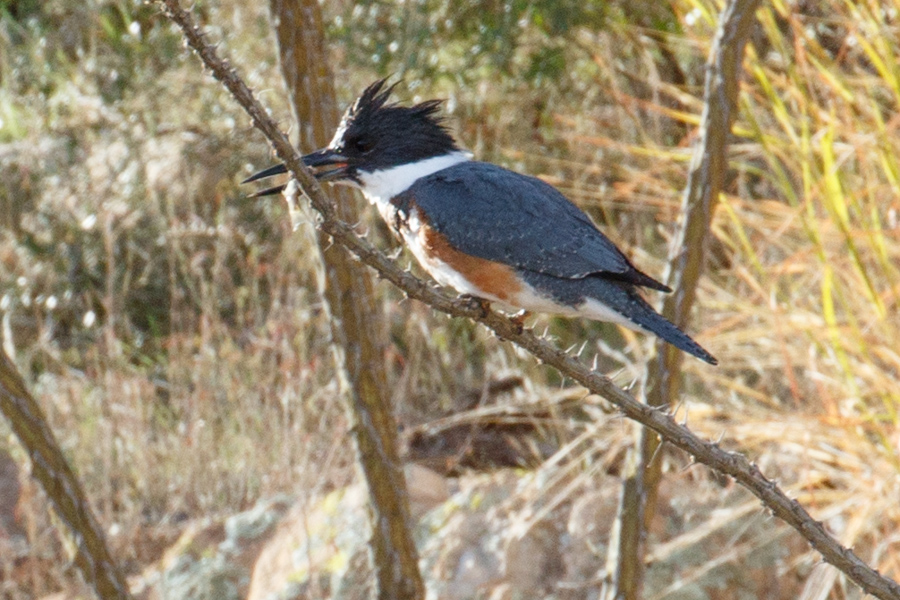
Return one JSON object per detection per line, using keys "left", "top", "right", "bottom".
{"left": 508, "top": 310, "right": 531, "bottom": 335}
{"left": 459, "top": 294, "right": 491, "bottom": 319}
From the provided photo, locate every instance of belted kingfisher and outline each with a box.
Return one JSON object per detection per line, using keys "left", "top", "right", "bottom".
{"left": 244, "top": 79, "right": 717, "bottom": 365}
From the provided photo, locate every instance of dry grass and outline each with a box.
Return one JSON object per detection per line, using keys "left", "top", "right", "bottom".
{"left": 0, "top": 0, "right": 898, "bottom": 597}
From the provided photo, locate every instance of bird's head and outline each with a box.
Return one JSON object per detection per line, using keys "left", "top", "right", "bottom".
{"left": 244, "top": 79, "right": 461, "bottom": 194}
{"left": 309, "top": 79, "right": 460, "bottom": 185}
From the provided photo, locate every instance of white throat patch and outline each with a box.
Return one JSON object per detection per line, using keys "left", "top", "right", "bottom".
{"left": 357, "top": 151, "right": 471, "bottom": 206}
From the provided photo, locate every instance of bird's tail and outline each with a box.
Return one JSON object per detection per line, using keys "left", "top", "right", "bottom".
{"left": 582, "top": 278, "right": 718, "bottom": 365}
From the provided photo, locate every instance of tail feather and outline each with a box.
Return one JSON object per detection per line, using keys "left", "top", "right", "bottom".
{"left": 589, "top": 281, "right": 717, "bottom": 365}
{"left": 541, "top": 273, "right": 717, "bottom": 365}
{"left": 520, "top": 270, "right": 717, "bottom": 364}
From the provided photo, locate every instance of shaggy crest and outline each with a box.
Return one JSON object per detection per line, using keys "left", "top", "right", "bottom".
{"left": 347, "top": 78, "right": 449, "bottom": 131}
{"left": 333, "top": 79, "right": 457, "bottom": 152}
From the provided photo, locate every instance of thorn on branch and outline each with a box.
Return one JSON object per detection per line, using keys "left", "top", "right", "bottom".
{"left": 458, "top": 294, "right": 490, "bottom": 319}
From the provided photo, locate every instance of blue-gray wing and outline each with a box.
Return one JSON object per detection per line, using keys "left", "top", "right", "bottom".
{"left": 408, "top": 162, "right": 669, "bottom": 291}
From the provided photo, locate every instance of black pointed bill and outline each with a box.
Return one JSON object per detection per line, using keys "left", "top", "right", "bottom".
{"left": 241, "top": 164, "right": 287, "bottom": 184}
{"left": 301, "top": 148, "right": 352, "bottom": 182}
{"left": 242, "top": 149, "right": 351, "bottom": 197}
{"left": 247, "top": 183, "right": 288, "bottom": 198}
{"left": 242, "top": 163, "right": 288, "bottom": 197}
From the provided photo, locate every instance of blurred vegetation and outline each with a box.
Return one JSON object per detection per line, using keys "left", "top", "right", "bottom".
{"left": 0, "top": 0, "right": 898, "bottom": 597}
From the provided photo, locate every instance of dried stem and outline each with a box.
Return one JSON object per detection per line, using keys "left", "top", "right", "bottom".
{"left": 0, "top": 351, "right": 133, "bottom": 600}
{"left": 267, "top": 0, "right": 422, "bottom": 597}
{"left": 609, "top": 1, "right": 764, "bottom": 597}
{"left": 157, "top": 1, "right": 900, "bottom": 598}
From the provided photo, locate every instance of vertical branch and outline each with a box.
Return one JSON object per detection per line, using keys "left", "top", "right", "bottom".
{"left": 606, "top": 1, "right": 762, "bottom": 598}
{"left": 0, "top": 351, "right": 133, "bottom": 600}
{"left": 266, "top": 1, "right": 424, "bottom": 599}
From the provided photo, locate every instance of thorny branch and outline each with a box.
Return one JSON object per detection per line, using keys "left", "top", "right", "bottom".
{"left": 158, "top": 1, "right": 900, "bottom": 599}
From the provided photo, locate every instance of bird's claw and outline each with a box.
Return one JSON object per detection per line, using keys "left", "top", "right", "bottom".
{"left": 459, "top": 294, "right": 491, "bottom": 319}
{"left": 509, "top": 310, "right": 531, "bottom": 335}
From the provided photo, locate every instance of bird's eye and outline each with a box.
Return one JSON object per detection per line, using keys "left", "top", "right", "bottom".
{"left": 352, "top": 137, "right": 374, "bottom": 154}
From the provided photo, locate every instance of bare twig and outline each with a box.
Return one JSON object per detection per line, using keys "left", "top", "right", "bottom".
{"left": 610, "top": 1, "right": 764, "bottom": 597}
{"left": 0, "top": 351, "right": 133, "bottom": 600}
{"left": 157, "top": 1, "right": 900, "bottom": 598}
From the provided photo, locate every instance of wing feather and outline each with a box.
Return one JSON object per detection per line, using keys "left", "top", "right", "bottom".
{"left": 408, "top": 162, "right": 669, "bottom": 292}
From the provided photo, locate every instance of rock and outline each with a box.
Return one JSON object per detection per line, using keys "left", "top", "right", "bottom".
{"left": 135, "top": 496, "right": 292, "bottom": 600}
{"left": 246, "top": 484, "right": 370, "bottom": 600}
{"left": 151, "top": 464, "right": 807, "bottom": 600}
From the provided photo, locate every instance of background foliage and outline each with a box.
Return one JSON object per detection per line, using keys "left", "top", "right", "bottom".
{"left": 0, "top": 0, "right": 898, "bottom": 597}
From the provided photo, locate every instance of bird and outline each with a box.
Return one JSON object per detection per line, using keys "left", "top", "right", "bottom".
{"left": 243, "top": 79, "right": 717, "bottom": 365}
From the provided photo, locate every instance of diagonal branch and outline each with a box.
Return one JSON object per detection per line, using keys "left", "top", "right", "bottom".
{"left": 157, "top": 1, "right": 900, "bottom": 598}
{"left": 0, "top": 351, "right": 133, "bottom": 600}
